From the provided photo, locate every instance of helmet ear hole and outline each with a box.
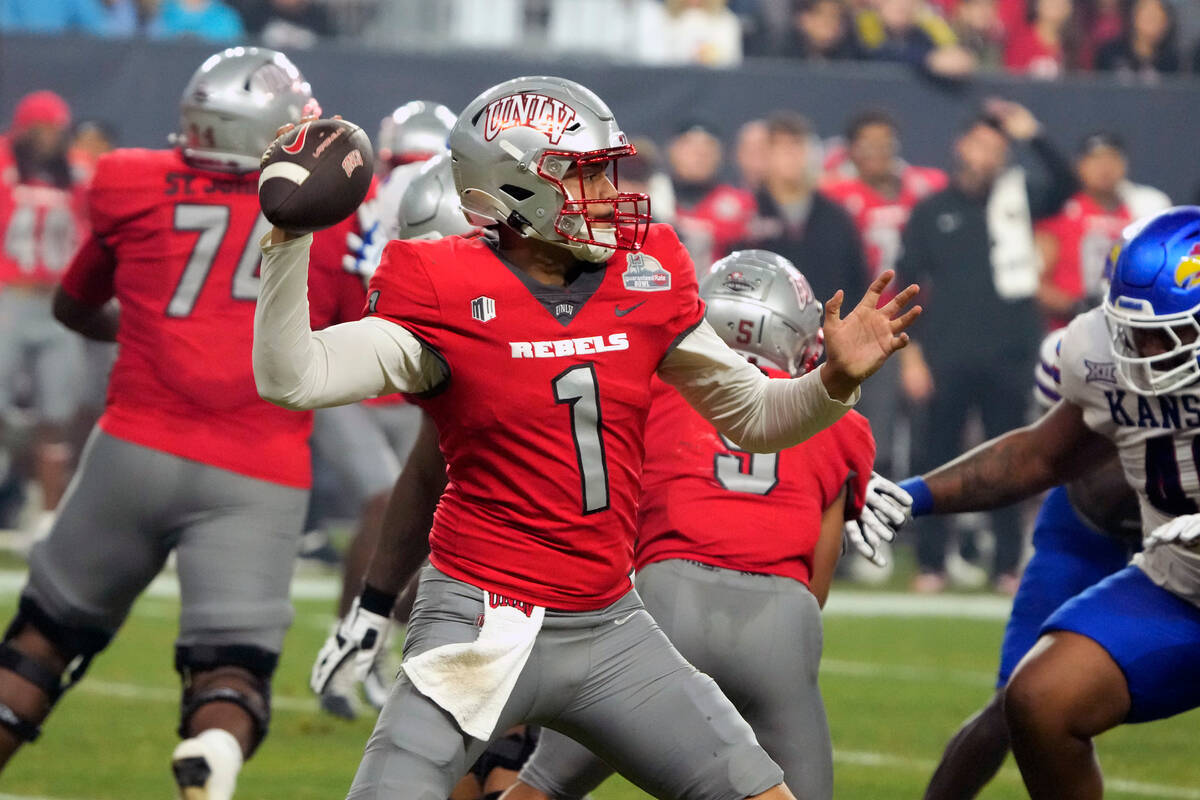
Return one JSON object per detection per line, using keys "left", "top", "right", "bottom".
{"left": 500, "top": 184, "right": 535, "bottom": 202}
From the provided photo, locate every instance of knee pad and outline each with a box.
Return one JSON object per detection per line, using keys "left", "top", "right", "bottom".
{"left": 0, "top": 597, "right": 110, "bottom": 742}
{"left": 176, "top": 644, "right": 277, "bottom": 757}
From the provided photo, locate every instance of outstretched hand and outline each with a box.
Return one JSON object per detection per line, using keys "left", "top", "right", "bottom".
{"left": 820, "top": 271, "right": 921, "bottom": 401}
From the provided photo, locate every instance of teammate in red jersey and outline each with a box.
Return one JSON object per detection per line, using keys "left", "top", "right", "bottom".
{"left": 822, "top": 110, "right": 945, "bottom": 479}
{"left": 1035, "top": 132, "right": 1170, "bottom": 328}
{"left": 0, "top": 90, "right": 91, "bottom": 531}
{"left": 0, "top": 48, "right": 363, "bottom": 800}
{"left": 253, "top": 76, "right": 919, "bottom": 800}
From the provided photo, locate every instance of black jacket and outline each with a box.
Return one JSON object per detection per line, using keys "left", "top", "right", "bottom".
{"left": 733, "top": 189, "right": 868, "bottom": 308}
{"left": 897, "top": 135, "right": 1077, "bottom": 367}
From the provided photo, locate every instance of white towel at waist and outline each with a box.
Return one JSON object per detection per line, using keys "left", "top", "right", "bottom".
{"left": 402, "top": 590, "right": 545, "bottom": 741}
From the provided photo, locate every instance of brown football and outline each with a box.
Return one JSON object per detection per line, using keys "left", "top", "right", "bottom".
{"left": 258, "top": 118, "right": 373, "bottom": 234}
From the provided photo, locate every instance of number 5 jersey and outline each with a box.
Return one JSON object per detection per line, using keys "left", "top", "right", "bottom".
{"left": 1060, "top": 306, "right": 1200, "bottom": 606}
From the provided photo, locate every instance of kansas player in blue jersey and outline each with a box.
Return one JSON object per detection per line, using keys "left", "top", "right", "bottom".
{"left": 898, "top": 207, "right": 1200, "bottom": 799}
{"left": 923, "top": 327, "right": 1140, "bottom": 800}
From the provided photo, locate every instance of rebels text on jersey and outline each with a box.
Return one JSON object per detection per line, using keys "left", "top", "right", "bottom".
{"left": 366, "top": 224, "right": 705, "bottom": 610}
{"left": 59, "top": 148, "right": 365, "bottom": 488}
{"left": 636, "top": 374, "right": 874, "bottom": 586}
{"left": 1060, "top": 307, "right": 1200, "bottom": 605}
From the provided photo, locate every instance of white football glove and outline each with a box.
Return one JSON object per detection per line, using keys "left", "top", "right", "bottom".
{"left": 843, "top": 472, "right": 914, "bottom": 567}
{"left": 1143, "top": 513, "right": 1200, "bottom": 550}
{"left": 310, "top": 596, "right": 391, "bottom": 697}
{"left": 342, "top": 199, "right": 386, "bottom": 284}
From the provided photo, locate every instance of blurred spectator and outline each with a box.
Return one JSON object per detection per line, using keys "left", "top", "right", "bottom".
{"left": 1035, "top": 132, "right": 1170, "bottom": 327}
{"left": 148, "top": 0, "right": 244, "bottom": 40}
{"left": 823, "top": 110, "right": 945, "bottom": 474}
{"left": 734, "top": 112, "right": 868, "bottom": 308}
{"left": 667, "top": 121, "right": 756, "bottom": 266}
{"left": 663, "top": 0, "right": 745, "bottom": 66}
{"left": 1004, "top": 0, "right": 1086, "bottom": 78}
{"left": 70, "top": 119, "right": 118, "bottom": 169}
{"left": 229, "top": 0, "right": 333, "bottom": 48}
{"left": 734, "top": 119, "right": 770, "bottom": 191}
{"left": 0, "top": 91, "right": 90, "bottom": 536}
{"left": 0, "top": 0, "right": 107, "bottom": 33}
{"left": 1083, "top": 0, "right": 1124, "bottom": 45}
{"left": 1096, "top": 0, "right": 1180, "bottom": 79}
{"left": 781, "top": 0, "right": 861, "bottom": 60}
{"left": 952, "top": 0, "right": 1006, "bottom": 69}
{"left": 898, "top": 100, "right": 1076, "bottom": 593}
{"left": 855, "top": 0, "right": 977, "bottom": 76}
{"left": 625, "top": 137, "right": 678, "bottom": 225}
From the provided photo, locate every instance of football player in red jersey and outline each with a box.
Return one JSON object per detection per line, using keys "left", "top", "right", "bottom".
{"left": 491, "top": 250, "right": 876, "bottom": 800}
{"left": 0, "top": 90, "right": 91, "bottom": 532}
{"left": 0, "top": 48, "right": 365, "bottom": 800}
{"left": 253, "top": 76, "right": 920, "bottom": 800}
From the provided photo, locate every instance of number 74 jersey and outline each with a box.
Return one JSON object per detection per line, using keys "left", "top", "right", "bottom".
{"left": 62, "top": 148, "right": 366, "bottom": 489}
{"left": 1060, "top": 306, "right": 1200, "bottom": 605}
{"left": 367, "top": 226, "right": 705, "bottom": 611}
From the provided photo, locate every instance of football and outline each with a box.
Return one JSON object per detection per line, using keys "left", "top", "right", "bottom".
{"left": 258, "top": 118, "right": 373, "bottom": 234}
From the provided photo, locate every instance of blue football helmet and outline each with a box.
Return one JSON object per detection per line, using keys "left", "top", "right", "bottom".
{"left": 1104, "top": 206, "right": 1200, "bottom": 395}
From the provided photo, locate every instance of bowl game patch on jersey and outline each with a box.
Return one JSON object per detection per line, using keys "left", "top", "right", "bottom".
{"left": 622, "top": 252, "right": 671, "bottom": 292}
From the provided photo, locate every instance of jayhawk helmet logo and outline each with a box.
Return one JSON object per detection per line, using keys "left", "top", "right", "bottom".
{"left": 1174, "top": 243, "right": 1200, "bottom": 289}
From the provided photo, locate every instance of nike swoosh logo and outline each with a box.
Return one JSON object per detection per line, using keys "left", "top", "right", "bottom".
{"left": 613, "top": 611, "right": 639, "bottom": 626}
{"left": 615, "top": 301, "right": 647, "bottom": 317}
{"left": 281, "top": 122, "right": 311, "bottom": 155}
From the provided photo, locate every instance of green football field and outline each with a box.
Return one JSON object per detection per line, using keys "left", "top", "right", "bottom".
{"left": 1, "top": 573, "right": 1197, "bottom": 800}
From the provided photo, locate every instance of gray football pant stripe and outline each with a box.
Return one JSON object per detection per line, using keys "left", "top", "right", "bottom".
{"left": 520, "top": 558, "right": 832, "bottom": 800}
{"left": 346, "top": 564, "right": 782, "bottom": 800}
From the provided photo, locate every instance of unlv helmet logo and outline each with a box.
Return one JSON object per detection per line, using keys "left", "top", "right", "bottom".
{"left": 482, "top": 93, "right": 578, "bottom": 146}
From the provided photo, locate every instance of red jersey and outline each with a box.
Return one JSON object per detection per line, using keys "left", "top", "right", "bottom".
{"left": 823, "top": 166, "right": 947, "bottom": 284}
{"left": 1004, "top": 26, "right": 1065, "bottom": 77}
{"left": 635, "top": 375, "right": 874, "bottom": 586}
{"left": 59, "top": 148, "right": 365, "bottom": 488}
{"left": 367, "top": 224, "right": 705, "bottom": 610}
{"left": 1037, "top": 193, "right": 1132, "bottom": 320}
{"left": 0, "top": 136, "right": 89, "bottom": 288}
{"left": 674, "top": 184, "right": 756, "bottom": 267}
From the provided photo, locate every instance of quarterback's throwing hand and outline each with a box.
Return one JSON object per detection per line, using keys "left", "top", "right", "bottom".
{"left": 1144, "top": 513, "right": 1200, "bottom": 551}
{"left": 843, "top": 472, "right": 914, "bottom": 567}
{"left": 310, "top": 597, "right": 391, "bottom": 697}
{"left": 820, "top": 271, "right": 921, "bottom": 400}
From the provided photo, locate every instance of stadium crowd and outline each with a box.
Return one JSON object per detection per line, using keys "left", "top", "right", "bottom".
{"left": 4, "top": 0, "right": 1200, "bottom": 80}
{"left": 0, "top": 62, "right": 1176, "bottom": 595}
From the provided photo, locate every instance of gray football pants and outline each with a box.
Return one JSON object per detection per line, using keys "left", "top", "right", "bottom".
{"left": 22, "top": 429, "right": 308, "bottom": 651}
{"left": 347, "top": 565, "right": 784, "bottom": 800}
{"left": 311, "top": 402, "right": 423, "bottom": 507}
{"left": 520, "top": 559, "right": 832, "bottom": 800}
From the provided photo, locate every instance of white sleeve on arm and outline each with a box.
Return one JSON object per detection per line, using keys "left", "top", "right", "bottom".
{"left": 657, "top": 320, "right": 859, "bottom": 453}
{"left": 253, "top": 233, "right": 444, "bottom": 410}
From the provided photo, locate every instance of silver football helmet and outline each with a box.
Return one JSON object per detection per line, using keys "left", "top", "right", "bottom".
{"left": 377, "top": 101, "right": 456, "bottom": 168}
{"left": 397, "top": 153, "right": 481, "bottom": 240}
{"left": 701, "top": 250, "right": 824, "bottom": 377}
{"left": 175, "top": 47, "right": 318, "bottom": 173}
{"left": 448, "top": 76, "right": 650, "bottom": 263}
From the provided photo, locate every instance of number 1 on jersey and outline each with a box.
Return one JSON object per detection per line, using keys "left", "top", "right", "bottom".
{"left": 553, "top": 364, "right": 610, "bottom": 514}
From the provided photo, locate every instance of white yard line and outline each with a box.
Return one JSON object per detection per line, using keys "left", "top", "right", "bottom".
{"left": 0, "top": 570, "right": 1013, "bottom": 619}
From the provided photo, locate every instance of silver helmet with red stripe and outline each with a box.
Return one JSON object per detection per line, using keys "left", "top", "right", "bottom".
{"left": 175, "top": 47, "right": 319, "bottom": 173}
{"left": 701, "top": 250, "right": 825, "bottom": 377}
{"left": 448, "top": 76, "right": 650, "bottom": 263}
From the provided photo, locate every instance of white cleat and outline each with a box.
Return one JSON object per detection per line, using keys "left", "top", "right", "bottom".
{"left": 172, "top": 728, "right": 243, "bottom": 800}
